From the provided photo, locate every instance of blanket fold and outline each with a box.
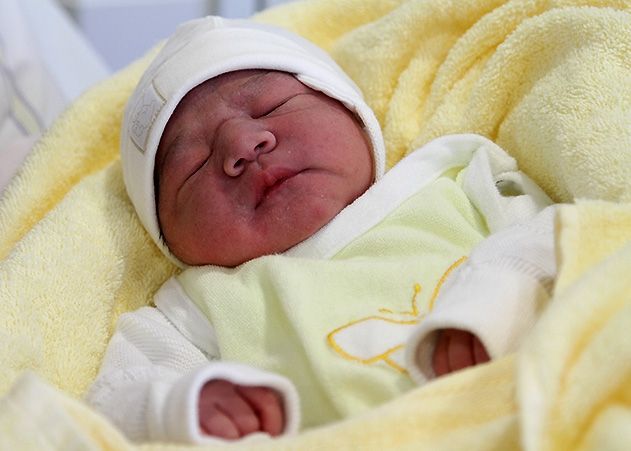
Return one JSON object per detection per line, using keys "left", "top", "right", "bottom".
{"left": 520, "top": 200, "right": 631, "bottom": 451}
{"left": 1, "top": 0, "right": 629, "bottom": 449}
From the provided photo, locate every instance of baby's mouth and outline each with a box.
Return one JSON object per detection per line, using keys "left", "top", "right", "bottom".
{"left": 255, "top": 168, "right": 302, "bottom": 208}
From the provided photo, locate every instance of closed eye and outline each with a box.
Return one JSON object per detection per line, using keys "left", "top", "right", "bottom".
{"left": 184, "top": 157, "right": 207, "bottom": 182}
{"left": 258, "top": 92, "right": 314, "bottom": 118}
{"left": 179, "top": 144, "right": 212, "bottom": 183}
{"left": 258, "top": 92, "right": 314, "bottom": 117}
{"left": 259, "top": 97, "right": 292, "bottom": 118}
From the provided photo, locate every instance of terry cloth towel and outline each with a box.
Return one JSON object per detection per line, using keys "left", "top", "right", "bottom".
{"left": 518, "top": 199, "right": 631, "bottom": 451}
{"left": 0, "top": 0, "right": 630, "bottom": 449}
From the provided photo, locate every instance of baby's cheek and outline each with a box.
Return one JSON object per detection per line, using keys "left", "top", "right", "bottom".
{"left": 297, "top": 194, "right": 345, "bottom": 233}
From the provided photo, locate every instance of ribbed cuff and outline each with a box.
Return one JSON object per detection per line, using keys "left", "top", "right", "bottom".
{"left": 405, "top": 267, "right": 548, "bottom": 384}
{"left": 154, "top": 362, "right": 301, "bottom": 444}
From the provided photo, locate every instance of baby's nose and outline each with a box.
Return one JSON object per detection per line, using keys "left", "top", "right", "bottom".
{"left": 218, "top": 118, "right": 277, "bottom": 177}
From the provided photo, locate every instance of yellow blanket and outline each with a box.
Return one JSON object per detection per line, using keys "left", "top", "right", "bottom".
{"left": 1, "top": 0, "right": 630, "bottom": 449}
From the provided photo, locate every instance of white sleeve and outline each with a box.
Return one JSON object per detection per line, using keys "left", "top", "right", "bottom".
{"left": 406, "top": 205, "right": 557, "bottom": 383}
{"left": 405, "top": 142, "right": 557, "bottom": 384}
{"left": 86, "top": 279, "right": 300, "bottom": 444}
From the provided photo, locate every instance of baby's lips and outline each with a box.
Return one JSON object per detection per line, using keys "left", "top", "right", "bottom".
{"left": 254, "top": 166, "right": 301, "bottom": 207}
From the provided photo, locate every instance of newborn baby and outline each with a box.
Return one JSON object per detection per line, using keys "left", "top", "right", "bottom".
{"left": 88, "top": 16, "right": 556, "bottom": 444}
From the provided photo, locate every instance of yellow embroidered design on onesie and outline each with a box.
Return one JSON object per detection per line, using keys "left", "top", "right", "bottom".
{"left": 327, "top": 257, "right": 466, "bottom": 373}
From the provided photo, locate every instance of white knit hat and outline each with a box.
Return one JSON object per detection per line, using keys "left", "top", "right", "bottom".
{"left": 120, "top": 16, "right": 386, "bottom": 265}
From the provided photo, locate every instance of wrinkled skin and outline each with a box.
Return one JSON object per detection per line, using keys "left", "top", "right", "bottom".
{"left": 155, "top": 70, "right": 373, "bottom": 267}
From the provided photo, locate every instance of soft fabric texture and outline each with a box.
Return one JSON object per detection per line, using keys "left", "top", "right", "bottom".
{"left": 0, "top": 0, "right": 629, "bottom": 449}
{"left": 121, "top": 16, "right": 386, "bottom": 264}
{"left": 177, "top": 135, "right": 551, "bottom": 429}
{"left": 87, "top": 134, "right": 555, "bottom": 443}
{"left": 519, "top": 200, "right": 631, "bottom": 451}
{"left": 181, "top": 154, "right": 486, "bottom": 428}
{"left": 408, "top": 205, "right": 556, "bottom": 383}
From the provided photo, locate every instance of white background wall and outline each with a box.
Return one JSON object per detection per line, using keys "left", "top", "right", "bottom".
{"left": 58, "top": 0, "right": 298, "bottom": 71}
{"left": 216, "top": 0, "right": 297, "bottom": 18}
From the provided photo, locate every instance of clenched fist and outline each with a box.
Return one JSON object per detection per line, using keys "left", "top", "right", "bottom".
{"left": 432, "top": 328, "right": 490, "bottom": 377}
{"left": 198, "top": 379, "right": 284, "bottom": 439}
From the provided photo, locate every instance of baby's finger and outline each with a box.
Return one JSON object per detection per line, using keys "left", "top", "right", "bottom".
{"left": 237, "top": 386, "right": 285, "bottom": 436}
{"left": 432, "top": 331, "right": 450, "bottom": 376}
{"left": 446, "top": 329, "right": 474, "bottom": 372}
{"left": 472, "top": 335, "right": 490, "bottom": 364}
{"left": 214, "top": 390, "right": 261, "bottom": 436}
{"left": 199, "top": 406, "right": 240, "bottom": 440}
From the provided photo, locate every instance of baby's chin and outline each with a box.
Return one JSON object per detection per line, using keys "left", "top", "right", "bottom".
{"left": 167, "top": 196, "right": 347, "bottom": 267}
{"left": 170, "top": 226, "right": 317, "bottom": 267}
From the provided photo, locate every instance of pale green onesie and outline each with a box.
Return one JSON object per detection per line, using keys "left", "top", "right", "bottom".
{"left": 176, "top": 134, "right": 551, "bottom": 427}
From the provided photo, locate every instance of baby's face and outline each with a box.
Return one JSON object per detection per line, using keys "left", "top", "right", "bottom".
{"left": 155, "top": 70, "right": 373, "bottom": 266}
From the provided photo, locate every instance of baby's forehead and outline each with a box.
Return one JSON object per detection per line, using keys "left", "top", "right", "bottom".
{"left": 184, "top": 70, "right": 303, "bottom": 107}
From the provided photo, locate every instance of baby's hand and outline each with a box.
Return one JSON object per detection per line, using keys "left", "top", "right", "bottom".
{"left": 198, "top": 379, "right": 284, "bottom": 440}
{"left": 432, "top": 328, "right": 490, "bottom": 377}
